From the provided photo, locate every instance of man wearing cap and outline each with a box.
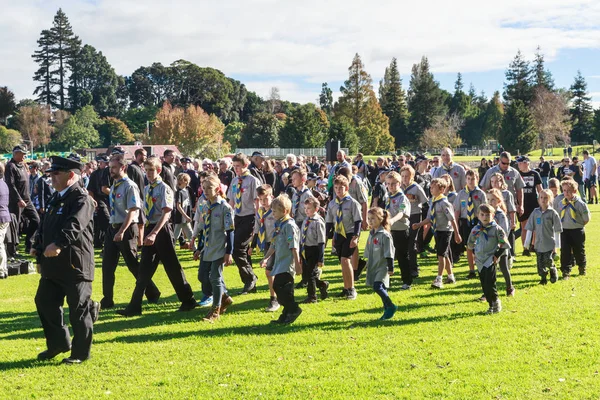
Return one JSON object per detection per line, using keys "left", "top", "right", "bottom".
{"left": 431, "top": 147, "right": 467, "bottom": 191}
{"left": 480, "top": 151, "right": 525, "bottom": 216}
{"left": 6, "top": 145, "right": 40, "bottom": 253}
{"left": 87, "top": 155, "right": 110, "bottom": 248}
{"left": 249, "top": 152, "right": 266, "bottom": 185}
{"left": 32, "top": 155, "right": 99, "bottom": 364}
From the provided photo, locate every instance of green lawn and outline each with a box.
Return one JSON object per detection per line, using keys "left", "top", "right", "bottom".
{"left": 2, "top": 207, "right": 600, "bottom": 399}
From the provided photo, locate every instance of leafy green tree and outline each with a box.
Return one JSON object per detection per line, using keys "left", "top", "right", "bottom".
{"left": 503, "top": 50, "right": 532, "bottom": 105}
{"left": 329, "top": 118, "right": 359, "bottom": 155}
{"left": 407, "top": 56, "right": 447, "bottom": 143}
{"left": 98, "top": 117, "right": 135, "bottom": 147}
{"left": 0, "top": 87, "right": 17, "bottom": 125}
{"left": 279, "top": 103, "right": 329, "bottom": 148}
{"left": 499, "top": 100, "right": 536, "bottom": 154}
{"left": 532, "top": 46, "right": 555, "bottom": 91}
{"left": 379, "top": 58, "right": 410, "bottom": 147}
{"left": 569, "top": 70, "right": 594, "bottom": 142}
{"left": 224, "top": 121, "right": 246, "bottom": 149}
{"left": 68, "top": 44, "right": 121, "bottom": 116}
{"left": 481, "top": 91, "right": 504, "bottom": 141}
{"left": 0, "top": 126, "right": 22, "bottom": 152}
{"left": 238, "top": 112, "right": 280, "bottom": 148}
{"left": 121, "top": 105, "right": 159, "bottom": 134}
{"left": 127, "top": 62, "right": 173, "bottom": 108}
{"left": 224, "top": 78, "right": 247, "bottom": 124}
{"left": 319, "top": 83, "right": 333, "bottom": 116}
{"left": 55, "top": 105, "right": 101, "bottom": 149}
{"left": 32, "top": 29, "right": 57, "bottom": 107}
{"left": 242, "top": 91, "right": 265, "bottom": 122}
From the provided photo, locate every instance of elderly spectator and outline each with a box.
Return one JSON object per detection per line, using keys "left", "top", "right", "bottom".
{"left": 0, "top": 163, "right": 10, "bottom": 279}
{"left": 218, "top": 158, "right": 234, "bottom": 189}
{"left": 249, "top": 151, "right": 266, "bottom": 184}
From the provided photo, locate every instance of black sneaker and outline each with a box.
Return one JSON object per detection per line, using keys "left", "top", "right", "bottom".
{"left": 346, "top": 288, "right": 357, "bottom": 300}
{"left": 177, "top": 301, "right": 197, "bottom": 312}
{"left": 295, "top": 281, "right": 307, "bottom": 290}
{"left": 549, "top": 267, "right": 558, "bottom": 283}
{"left": 579, "top": 268, "right": 587, "bottom": 276}
{"left": 523, "top": 249, "right": 531, "bottom": 257}
{"left": 338, "top": 288, "right": 349, "bottom": 297}
{"left": 538, "top": 277, "right": 548, "bottom": 285}
{"left": 239, "top": 279, "right": 258, "bottom": 295}
{"left": 354, "top": 259, "right": 367, "bottom": 281}
{"left": 282, "top": 307, "right": 303, "bottom": 324}
{"left": 466, "top": 271, "right": 477, "bottom": 280}
{"left": 302, "top": 297, "right": 318, "bottom": 304}
{"left": 100, "top": 298, "right": 114, "bottom": 309}
{"left": 319, "top": 281, "right": 330, "bottom": 300}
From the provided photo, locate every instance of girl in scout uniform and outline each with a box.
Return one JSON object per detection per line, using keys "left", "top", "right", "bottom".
{"left": 385, "top": 171, "right": 412, "bottom": 290}
{"left": 412, "top": 178, "right": 462, "bottom": 289}
{"left": 486, "top": 189, "right": 515, "bottom": 296}
{"left": 400, "top": 165, "right": 429, "bottom": 278}
{"left": 490, "top": 172, "right": 517, "bottom": 259}
{"left": 524, "top": 190, "right": 563, "bottom": 285}
{"left": 364, "top": 207, "right": 397, "bottom": 320}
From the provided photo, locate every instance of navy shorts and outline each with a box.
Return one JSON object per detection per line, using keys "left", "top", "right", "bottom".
{"left": 334, "top": 234, "right": 357, "bottom": 259}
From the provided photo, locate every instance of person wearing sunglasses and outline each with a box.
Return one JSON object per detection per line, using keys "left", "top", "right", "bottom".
{"left": 481, "top": 151, "right": 525, "bottom": 218}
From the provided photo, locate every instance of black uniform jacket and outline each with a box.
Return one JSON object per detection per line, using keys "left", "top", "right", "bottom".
{"left": 34, "top": 184, "right": 95, "bottom": 282}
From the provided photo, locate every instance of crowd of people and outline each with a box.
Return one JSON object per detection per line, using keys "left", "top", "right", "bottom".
{"left": 0, "top": 144, "right": 595, "bottom": 364}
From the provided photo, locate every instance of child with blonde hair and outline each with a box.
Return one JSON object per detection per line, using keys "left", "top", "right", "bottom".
{"left": 486, "top": 188, "right": 515, "bottom": 296}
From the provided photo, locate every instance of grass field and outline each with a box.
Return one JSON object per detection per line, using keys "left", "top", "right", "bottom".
{"left": 2, "top": 206, "right": 600, "bottom": 399}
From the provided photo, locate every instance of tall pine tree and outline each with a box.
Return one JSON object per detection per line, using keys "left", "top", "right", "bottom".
{"left": 379, "top": 58, "right": 409, "bottom": 147}
{"left": 407, "top": 56, "right": 446, "bottom": 144}
{"left": 499, "top": 99, "right": 536, "bottom": 154}
{"left": 334, "top": 53, "right": 394, "bottom": 153}
{"left": 50, "top": 9, "right": 81, "bottom": 110}
{"left": 503, "top": 50, "right": 532, "bottom": 105}
{"left": 318, "top": 83, "right": 333, "bottom": 116}
{"left": 532, "top": 46, "right": 555, "bottom": 91}
{"left": 32, "top": 29, "right": 57, "bottom": 107}
{"left": 569, "top": 70, "right": 594, "bottom": 142}
{"left": 449, "top": 73, "right": 470, "bottom": 118}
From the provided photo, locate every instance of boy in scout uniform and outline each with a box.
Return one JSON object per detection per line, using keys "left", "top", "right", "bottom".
{"left": 325, "top": 175, "right": 363, "bottom": 300}
{"left": 260, "top": 195, "right": 302, "bottom": 325}
{"left": 454, "top": 170, "right": 487, "bottom": 278}
{"left": 32, "top": 155, "right": 99, "bottom": 364}
{"left": 467, "top": 204, "right": 511, "bottom": 314}
{"left": 194, "top": 173, "right": 235, "bottom": 323}
{"left": 300, "top": 196, "right": 329, "bottom": 303}
{"left": 227, "top": 153, "right": 260, "bottom": 294}
{"left": 555, "top": 178, "right": 590, "bottom": 278}
{"left": 385, "top": 171, "right": 412, "bottom": 289}
{"left": 100, "top": 155, "right": 160, "bottom": 309}
{"left": 524, "top": 190, "right": 563, "bottom": 285}
{"left": 117, "top": 156, "right": 197, "bottom": 316}
{"left": 290, "top": 168, "right": 315, "bottom": 289}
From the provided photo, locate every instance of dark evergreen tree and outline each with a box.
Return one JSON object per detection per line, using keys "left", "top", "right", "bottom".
{"left": 49, "top": 8, "right": 81, "bottom": 110}
{"left": 238, "top": 112, "right": 280, "bottom": 147}
{"left": 449, "top": 72, "right": 470, "bottom": 118}
{"left": 0, "top": 87, "right": 17, "bottom": 125}
{"left": 503, "top": 50, "right": 532, "bottom": 105}
{"left": 126, "top": 62, "right": 173, "bottom": 108}
{"left": 481, "top": 91, "right": 504, "bottom": 141}
{"left": 241, "top": 91, "right": 265, "bottom": 122}
{"left": 319, "top": 83, "right": 333, "bottom": 116}
{"left": 279, "top": 103, "right": 328, "bottom": 148}
{"left": 32, "top": 29, "right": 58, "bottom": 107}
{"left": 569, "top": 70, "right": 594, "bottom": 142}
{"left": 592, "top": 108, "right": 600, "bottom": 143}
{"left": 499, "top": 99, "right": 536, "bottom": 154}
{"left": 329, "top": 118, "right": 359, "bottom": 154}
{"left": 407, "top": 56, "right": 447, "bottom": 143}
{"left": 379, "top": 58, "right": 409, "bottom": 147}
{"left": 532, "top": 46, "right": 555, "bottom": 91}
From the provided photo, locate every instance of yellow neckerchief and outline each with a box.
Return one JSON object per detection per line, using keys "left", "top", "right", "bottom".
{"left": 561, "top": 196, "right": 578, "bottom": 223}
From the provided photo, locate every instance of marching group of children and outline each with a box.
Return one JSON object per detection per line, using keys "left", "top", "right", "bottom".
{"left": 181, "top": 153, "right": 592, "bottom": 324}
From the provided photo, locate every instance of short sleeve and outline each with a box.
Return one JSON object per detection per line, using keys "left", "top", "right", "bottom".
{"left": 417, "top": 186, "right": 428, "bottom": 204}
{"left": 286, "top": 224, "right": 299, "bottom": 249}
{"left": 534, "top": 172, "right": 542, "bottom": 186}
{"left": 524, "top": 216, "right": 534, "bottom": 231}
{"left": 223, "top": 204, "right": 234, "bottom": 231}
{"left": 553, "top": 211, "right": 563, "bottom": 233}
{"left": 453, "top": 194, "right": 461, "bottom": 211}
{"left": 226, "top": 181, "right": 234, "bottom": 200}
{"left": 352, "top": 200, "right": 363, "bottom": 222}
{"left": 445, "top": 202, "right": 455, "bottom": 221}
{"left": 317, "top": 220, "right": 326, "bottom": 243}
{"left": 126, "top": 184, "right": 141, "bottom": 211}
{"left": 161, "top": 185, "right": 174, "bottom": 210}
{"left": 513, "top": 173, "right": 525, "bottom": 190}
{"left": 325, "top": 202, "right": 334, "bottom": 223}
{"left": 467, "top": 227, "right": 478, "bottom": 249}
{"left": 383, "top": 233, "right": 394, "bottom": 259}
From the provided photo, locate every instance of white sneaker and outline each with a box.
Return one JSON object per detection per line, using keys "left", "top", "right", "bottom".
{"left": 400, "top": 284, "right": 411, "bottom": 290}
{"left": 444, "top": 275, "right": 456, "bottom": 284}
{"left": 431, "top": 278, "right": 443, "bottom": 289}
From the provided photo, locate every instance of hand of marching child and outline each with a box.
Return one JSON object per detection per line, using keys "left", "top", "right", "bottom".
{"left": 411, "top": 223, "right": 420, "bottom": 231}
{"left": 317, "top": 262, "right": 324, "bottom": 268}
{"left": 454, "top": 233, "right": 462, "bottom": 244}
{"left": 260, "top": 259, "right": 268, "bottom": 269}
{"left": 247, "top": 247, "right": 253, "bottom": 256}
{"left": 295, "top": 261, "right": 302, "bottom": 275}
{"left": 224, "top": 254, "right": 233, "bottom": 266}
{"left": 388, "top": 271, "right": 394, "bottom": 276}
{"left": 193, "top": 250, "right": 201, "bottom": 261}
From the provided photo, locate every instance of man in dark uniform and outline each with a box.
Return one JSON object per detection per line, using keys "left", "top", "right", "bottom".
{"left": 100, "top": 154, "right": 161, "bottom": 309}
{"left": 249, "top": 152, "right": 266, "bottom": 185}
{"left": 6, "top": 145, "right": 40, "bottom": 253}
{"left": 181, "top": 157, "right": 199, "bottom": 207}
{"left": 87, "top": 155, "right": 110, "bottom": 248}
{"left": 32, "top": 155, "right": 99, "bottom": 364}
{"left": 160, "top": 149, "right": 176, "bottom": 191}
{"left": 129, "top": 148, "right": 148, "bottom": 245}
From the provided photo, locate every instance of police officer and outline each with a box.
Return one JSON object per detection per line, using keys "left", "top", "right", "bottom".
{"left": 32, "top": 156, "right": 99, "bottom": 364}
{"left": 117, "top": 156, "right": 197, "bottom": 316}
{"left": 100, "top": 154, "right": 161, "bottom": 309}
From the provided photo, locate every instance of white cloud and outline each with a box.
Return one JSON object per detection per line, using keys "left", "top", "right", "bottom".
{"left": 1, "top": 0, "right": 600, "bottom": 103}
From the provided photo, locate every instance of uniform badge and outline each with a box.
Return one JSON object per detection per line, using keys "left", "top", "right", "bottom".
{"left": 373, "top": 238, "right": 379, "bottom": 245}
{"left": 453, "top": 172, "right": 458, "bottom": 177}
{"left": 117, "top": 193, "right": 122, "bottom": 198}
{"left": 474, "top": 195, "right": 479, "bottom": 200}
{"left": 536, "top": 217, "right": 542, "bottom": 225}
{"left": 57, "top": 203, "right": 64, "bottom": 215}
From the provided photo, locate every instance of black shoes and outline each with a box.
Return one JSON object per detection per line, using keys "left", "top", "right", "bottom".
{"left": 62, "top": 357, "right": 86, "bottom": 364}
{"left": 38, "top": 346, "right": 71, "bottom": 361}
{"left": 295, "top": 281, "right": 307, "bottom": 290}
{"left": 116, "top": 308, "right": 142, "bottom": 317}
{"left": 90, "top": 301, "right": 100, "bottom": 323}
{"left": 354, "top": 259, "right": 367, "bottom": 281}
{"left": 147, "top": 292, "right": 161, "bottom": 304}
{"left": 549, "top": 267, "right": 558, "bottom": 284}
{"left": 302, "top": 297, "right": 318, "bottom": 304}
{"left": 319, "top": 281, "right": 330, "bottom": 300}
{"left": 283, "top": 307, "right": 303, "bottom": 324}
{"left": 100, "top": 298, "right": 114, "bottom": 309}
{"left": 177, "top": 301, "right": 198, "bottom": 312}
{"left": 240, "top": 279, "right": 257, "bottom": 295}
{"left": 466, "top": 271, "right": 477, "bottom": 280}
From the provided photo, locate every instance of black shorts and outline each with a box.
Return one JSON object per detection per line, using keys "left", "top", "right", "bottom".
{"left": 459, "top": 218, "right": 477, "bottom": 245}
{"left": 435, "top": 230, "right": 452, "bottom": 258}
{"left": 585, "top": 175, "right": 597, "bottom": 188}
{"left": 263, "top": 242, "right": 274, "bottom": 271}
{"left": 518, "top": 208, "right": 534, "bottom": 223}
{"left": 334, "top": 234, "right": 357, "bottom": 259}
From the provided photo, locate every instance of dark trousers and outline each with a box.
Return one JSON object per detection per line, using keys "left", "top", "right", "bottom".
{"left": 498, "top": 255, "right": 513, "bottom": 290}
{"left": 392, "top": 229, "right": 411, "bottom": 285}
{"left": 233, "top": 214, "right": 256, "bottom": 284}
{"left": 373, "top": 281, "right": 393, "bottom": 308}
{"left": 126, "top": 224, "right": 195, "bottom": 312}
{"left": 302, "top": 246, "right": 325, "bottom": 299}
{"left": 536, "top": 251, "right": 554, "bottom": 277}
{"left": 35, "top": 277, "right": 93, "bottom": 360}
{"left": 93, "top": 203, "right": 110, "bottom": 248}
{"left": 421, "top": 205, "right": 434, "bottom": 248}
{"left": 479, "top": 265, "right": 498, "bottom": 306}
{"left": 102, "top": 224, "right": 160, "bottom": 303}
{"left": 273, "top": 272, "right": 298, "bottom": 316}
{"left": 561, "top": 229, "right": 586, "bottom": 275}
{"left": 508, "top": 229, "right": 516, "bottom": 257}
{"left": 9, "top": 201, "right": 39, "bottom": 251}
{"left": 198, "top": 258, "right": 213, "bottom": 298}
{"left": 408, "top": 214, "right": 422, "bottom": 276}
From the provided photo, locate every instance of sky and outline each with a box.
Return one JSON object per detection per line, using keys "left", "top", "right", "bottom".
{"left": 2, "top": 0, "right": 600, "bottom": 108}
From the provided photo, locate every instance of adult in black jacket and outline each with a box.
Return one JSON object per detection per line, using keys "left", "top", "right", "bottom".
{"left": 160, "top": 149, "right": 176, "bottom": 191}
{"left": 32, "top": 155, "right": 99, "bottom": 364}
{"left": 6, "top": 146, "right": 39, "bottom": 252}
{"left": 249, "top": 151, "right": 266, "bottom": 184}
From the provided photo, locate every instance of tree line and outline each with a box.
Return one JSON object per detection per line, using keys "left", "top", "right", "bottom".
{"left": 0, "top": 9, "right": 599, "bottom": 156}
